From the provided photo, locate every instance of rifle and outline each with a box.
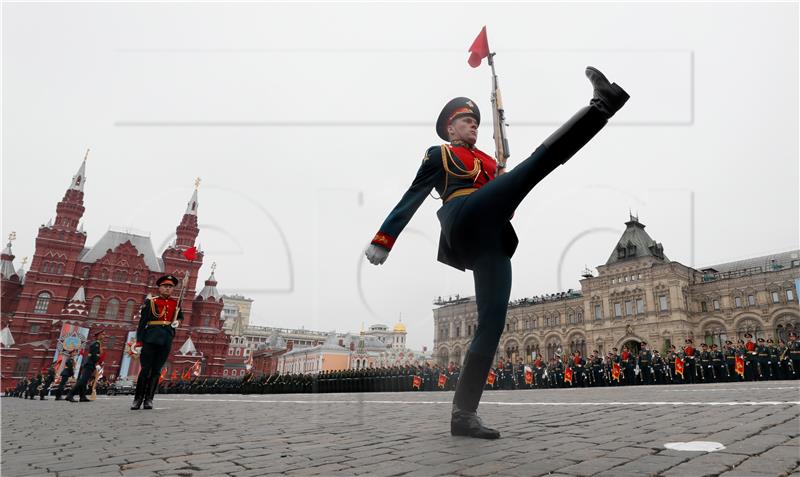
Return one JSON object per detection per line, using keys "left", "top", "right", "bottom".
{"left": 488, "top": 53, "right": 510, "bottom": 172}
{"left": 171, "top": 272, "right": 189, "bottom": 327}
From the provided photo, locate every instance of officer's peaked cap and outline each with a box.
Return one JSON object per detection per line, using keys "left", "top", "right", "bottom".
{"left": 436, "top": 97, "right": 480, "bottom": 141}
{"left": 157, "top": 274, "right": 179, "bottom": 286}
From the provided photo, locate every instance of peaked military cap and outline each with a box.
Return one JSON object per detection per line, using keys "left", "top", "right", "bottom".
{"left": 156, "top": 274, "right": 179, "bottom": 286}
{"left": 685, "top": 338, "right": 693, "bottom": 344}
{"left": 641, "top": 341, "right": 648, "bottom": 346}
{"left": 744, "top": 333, "right": 753, "bottom": 338}
{"left": 757, "top": 337, "right": 765, "bottom": 342}
{"left": 436, "top": 97, "right": 480, "bottom": 141}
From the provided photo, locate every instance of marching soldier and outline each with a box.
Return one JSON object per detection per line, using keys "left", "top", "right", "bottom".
{"left": 767, "top": 339, "right": 780, "bottom": 380}
{"left": 27, "top": 374, "right": 41, "bottom": 400}
{"left": 130, "top": 274, "right": 185, "bottom": 410}
{"left": 683, "top": 339, "right": 696, "bottom": 384}
{"left": 723, "top": 340, "right": 736, "bottom": 382}
{"left": 652, "top": 350, "right": 667, "bottom": 384}
{"left": 621, "top": 345, "right": 635, "bottom": 386}
{"left": 591, "top": 350, "right": 604, "bottom": 387}
{"left": 66, "top": 330, "right": 105, "bottom": 402}
{"left": 698, "top": 343, "right": 712, "bottom": 383}
{"left": 55, "top": 351, "right": 76, "bottom": 400}
{"left": 756, "top": 338, "right": 771, "bottom": 380}
{"left": 365, "top": 61, "right": 629, "bottom": 438}
{"left": 710, "top": 344, "right": 724, "bottom": 383}
{"left": 777, "top": 339, "right": 793, "bottom": 379}
{"left": 637, "top": 342, "right": 653, "bottom": 385}
{"left": 39, "top": 363, "right": 56, "bottom": 400}
{"left": 744, "top": 333, "right": 758, "bottom": 381}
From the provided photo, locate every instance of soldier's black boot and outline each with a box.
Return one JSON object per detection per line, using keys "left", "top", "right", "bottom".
{"left": 540, "top": 67, "right": 629, "bottom": 167}
{"left": 451, "top": 351, "right": 500, "bottom": 439}
{"left": 143, "top": 376, "right": 157, "bottom": 410}
{"left": 131, "top": 377, "right": 147, "bottom": 410}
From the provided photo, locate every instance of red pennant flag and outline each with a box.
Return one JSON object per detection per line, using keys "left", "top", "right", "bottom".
{"left": 170, "top": 370, "right": 178, "bottom": 381}
{"left": 437, "top": 374, "right": 447, "bottom": 389}
{"left": 486, "top": 369, "right": 497, "bottom": 385}
{"left": 182, "top": 368, "right": 191, "bottom": 381}
{"left": 735, "top": 355, "right": 745, "bottom": 377}
{"left": 612, "top": 362, "right": 621, "bottom": 382}
{"left": 524, "top": 365, "right": 533, "bottom": 385}
{"left": 158, "top": 367, "right": 168, "bottom": 384}
{"left": 675, "top": 357, "right": 685, "bottom": 377}
{"left": 183, "top": 246, "right": 197, "bottom": 261}
{"left": 468, "top": 26, "right": 490, "bottom": 68}
{"left": 564, "top": 367, "right": 573, "bottom": 384}
{"left": 412, "top": 375, "right": 422, "bottom": 390}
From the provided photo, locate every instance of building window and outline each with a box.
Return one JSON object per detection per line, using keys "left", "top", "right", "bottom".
{"left": 788, "top": 289, "right": 795, "bottom": 301}
{"left": 594, "top": 305, "right": 602, "bottom": 320}
{"left": 456, "top": 327, "right": 460, "bottom": 338}
{"left": 659, "top": 296, "right": 668, "bottom": 311}
{"left": 636, "top": 299, "right": 644, "bottom": 314}
{"left": 203, "top": 316, "right": 211, "bottom": 327}
{"left": 625, "top": 301, "right": 633, "bottom": 316}
{"left": 701, "top": 301, "right": 707, "bottom": 312}
{"left": 82, "top": 267, "right": 90, "bottom": 278}
{"left": 30, "top": 324, "right": 41, "bottom": 333}
{"left": 223, "top": 369, "right": 228, "bottom": 376}
{"left": 33, "top": 292, "right": 51, "bottom": 314}
{"left": 236, "top": 348, "right": 241, "bottom": 356}
{"left": 105, "top": 299, "right": 120, "bottom": 320}
{"left": 14, "top": 357, "right": 29, "bottom": 375}
{"left": 772, "top": 291, "right": 780, "bottom": 304}
{"left": 735, "top": 296, "right": 742, "bottom": 308}
{"left": 748, "top": 294, "right": 756, "bottom": 306}
{"left": 89, "top": 297, "right": 101, "bottom": 317}
{"left": 614, "top": 303, "right": 622, "bottom": 318}
{"left": 713, "top": 299, "right": 720, "bottom": 310}
{"left": 124, "top": 300, "right": 136, "bottom": 320}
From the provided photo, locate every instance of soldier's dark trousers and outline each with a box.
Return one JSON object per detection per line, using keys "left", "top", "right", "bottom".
{"left": 135, "top": 342, "right": 171, "bottom": 401}
{"left": 55, "top": 378, "right": 69, "bottom": 399}
{"left": 67, "top": 365, "right": 94, "bottom": 400}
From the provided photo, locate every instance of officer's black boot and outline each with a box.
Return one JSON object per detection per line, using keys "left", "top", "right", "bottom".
{"left": 143, "top": 376, "right": 158, "bottom": 410}
{"left": 541, "top": 66, "right": 629, "bottom": 166}
{"left": 131, "top": 375, "right": 148, "bottom": 410}
{"left": 451, "top": 351, "right": 500, "bottom": 439}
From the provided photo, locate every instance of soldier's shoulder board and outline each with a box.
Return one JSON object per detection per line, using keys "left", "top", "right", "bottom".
{"left": 423, "top": 145, "right": 443, "bottom": 163}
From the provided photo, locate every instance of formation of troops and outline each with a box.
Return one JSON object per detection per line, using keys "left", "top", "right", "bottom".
{"left": 6, "top": 331, "right": 800, "bottom": 397}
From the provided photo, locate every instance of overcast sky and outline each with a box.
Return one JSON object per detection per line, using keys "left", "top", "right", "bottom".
{"left": 3, "top": 2, "right": 798, "bottom": 351}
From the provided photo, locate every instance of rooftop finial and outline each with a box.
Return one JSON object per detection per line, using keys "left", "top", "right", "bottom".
{"left": 84, "top": 148, "right": 90, "bottom": 161}
{"left": 195, "top": 177, "right": 202, "bottom": 190}
{"left": 211, "top": 261, "right": 217, "bottom": 272}
{"left": 21, "top": 256, "right": 28, "bottom": 267}
{"left": 7, "top": 232, "right": 16, "bottom": 244}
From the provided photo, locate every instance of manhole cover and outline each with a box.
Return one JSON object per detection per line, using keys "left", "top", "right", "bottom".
{"left": 664, "top": 441, "right": 725, "bottom": 452}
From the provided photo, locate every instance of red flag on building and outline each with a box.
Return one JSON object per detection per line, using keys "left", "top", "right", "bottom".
{"left": 437, "top": 374, "right": 447, "bottom": 389}
{"left": 486, "top": 369, "right": 497, "bottom": 386}
{"left": 468, "top": 26, "right": 490, "bottom": 68}
{"left": 675, "top": 357, "right": 685, "bottom": 377}
{"left": 524, "top": 365, "right": 533, "bottom": 385}
{"left": 564, "top": 367, "right": 573, "bottom": 385}
{"left": 735, "top": 355, "right": 745, "bottom": 377}
{"left": 412, "top": 375, "right": 422, "bottom": 390}
{"left": 158, "top": 367, "right": 168, "bottom": 384}
{"left": 183, "top": 246, "right": 197, "bottom": 261}
{"left": 612, "top": 362, "right": 621, "bottom": 382}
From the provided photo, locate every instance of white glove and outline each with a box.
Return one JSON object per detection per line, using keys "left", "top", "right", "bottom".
{"left": 365, "top": 244, "right": 389, "bottom": 265}
{"left": 171, "top": 320, "right": 180, "bottom": 329}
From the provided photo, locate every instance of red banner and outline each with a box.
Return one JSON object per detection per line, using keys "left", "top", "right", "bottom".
{"left": 437, "top": 374, "right": 447, "bottom": 389}
{"left": 158, "top": 367, "right": 168, "bottom": 384}
{"left": 564, "top": 367, "right": 573, "bottom": 384}
{"left": 735, "top": 355, "right": 745, "bottom": 377}
{"left": 612, "top": 362, "right": 621, "bottom": 382}
{"left": 675, "top": 357, "right": 685, "bottom": 377}
{"left": 486, "top": 369, "right": 496, "bottom": 386}
{"left": 412, "top": 375, "right": 422, "bottom": 390}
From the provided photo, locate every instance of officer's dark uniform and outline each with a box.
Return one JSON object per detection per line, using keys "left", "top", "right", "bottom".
{"left": 621, "top": 348, "right": 635, "bottom": 386}
{"left": 744, "top": 335, "right": 758, "bottom": 381}
{"left": 28, "top": 374, "right": 41, "bottom": 400}
{"left": 683, "top": 341, "right": 696, "bottom": 384}
{"left": 756, "top": 339, "right": 770, "bottom": 380}
{"left": 39, "top": 365, "right": 55, "bottom": 400}
{"left": 637, "top": 344, "right": 653, "bottom": 385}
{"left": 132, "top": 274, "right": 184, "bottom": 410}
{"left": 698, "top": 344, "right": 712, "bottom": 383}
{"left": 711, "top": 345, "right": 725, "bottom": 382}
{"left": 652, "top": 351, "right": 666, "bottom": 384}
{"left": 55, "top": 354, "right": 76, "bottom": 400}
{"left": 66, "top": 332, "right": 103, "bottom": 402}
{"left": 723, "top": 342, "right": 736, "bottom": 382}
{"left": 368, "top": 68, "right": 628, "bottom": 439}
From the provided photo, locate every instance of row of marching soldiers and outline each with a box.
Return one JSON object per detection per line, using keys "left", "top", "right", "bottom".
{"left": 490, "top": 333, "right": 800, "bottom": 390}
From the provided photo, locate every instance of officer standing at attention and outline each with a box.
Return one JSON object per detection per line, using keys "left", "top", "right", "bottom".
{"left": 131, "top": 274, "right": 185, "bottom": 410}
{"left": 365, "top": 66, "right": 629, "bottom": 438}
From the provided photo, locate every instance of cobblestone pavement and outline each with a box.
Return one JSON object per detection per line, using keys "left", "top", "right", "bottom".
{"left": 2, "top": 381, "right": 799, "bottom": 477}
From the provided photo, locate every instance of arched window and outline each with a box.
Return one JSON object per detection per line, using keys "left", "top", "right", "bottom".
{"left": 223, "top": 369, "right": 228, "bottom": 376}
{"left": 89, "top": 297, "right": 101, "bottom": 318}
{"left": 56, "top": 263, "right": 64, "bottom": 274}
{"left": 703, "top": 324, "right": 728, "bottom": 348}
{"left": 736, "top": 319, "right": 764, "bottom": 340}
{"left": 124, "top": 300, "right": 136, "bottom": 320}
{"left": 14, "top": 357, "right": 30, "bottom": 375}
{"left": 105, "top": 299, "right": 120, "bottom": 320}
{"left": 34, "top": 292, "right": 51, "bottom": 314}
{"left": 82, "top": 267, "right": 90, "bottom": 278}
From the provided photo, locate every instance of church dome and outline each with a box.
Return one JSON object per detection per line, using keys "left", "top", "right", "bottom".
{"left": 393, "top": 322, "right": 407, "bottom": 333}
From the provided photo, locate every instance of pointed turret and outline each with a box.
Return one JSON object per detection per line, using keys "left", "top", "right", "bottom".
{"left": 69, "top": 152, "right": 88, "bottom": 192}
{"left": 54, "top": 151, "right": 88, "bottom": 231}
{"left": 16, "top": 257, "right": 28, "bottom": 284}
{"left": 0, "top": 234, "right": 17, "bottom": 280}
{"left": 196, "top": 263, "right": 221, "bottom": 301}
{"left": 606, "top": 214, "right": 668, "bottom": 265}
{"left": 175, "top": 178, "right": 200, "bottom": 248}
